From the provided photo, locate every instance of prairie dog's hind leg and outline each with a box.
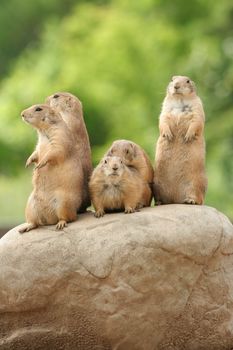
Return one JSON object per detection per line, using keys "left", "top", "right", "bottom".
{"left": 19, "top": 223, "right": 37, "bottom": 233}
{"left": 20, "top": 193, "right": 39, "bottom": 233}
{"left": 55, "top": 197, "right": 78, "bottom": 230}
{"left": 183, "top": 197, "right": 197, "bottom": 205}
{"left": 183, "top": 182, "right": 204, "bottom": 205}
{"left": 123, "top": 195, "right": 139, "bottom": 214}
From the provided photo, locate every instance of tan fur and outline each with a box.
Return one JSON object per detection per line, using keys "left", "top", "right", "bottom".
{"left": 46, "top": 92, "right": 92, "bottom": 211}
{"left": 154, "top": 75, "right": 208, "bottom": 205}
{"left": 89, "top": 156, "right": 144, "bottom": 217}
{"left": 19, "top": 104, "right": 84, "bottom": 233}
{"left": 106, "top": 140, "right": 153, "bottom": 207}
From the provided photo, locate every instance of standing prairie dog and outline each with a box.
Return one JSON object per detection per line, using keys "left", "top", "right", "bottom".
{"left": 19, "top": 104, "right": 84, "bottom": 233}
{"left": 106, "top": 140, "right": 153, "bottom": 207}
{"left": 154, "top": 75, "right": 208, "bottom": 204}
{"left": 46, "top": 92, "right": 92, "bottom": 211}
{"left": 89, "top": 156, "right": 144, "bottom": 218}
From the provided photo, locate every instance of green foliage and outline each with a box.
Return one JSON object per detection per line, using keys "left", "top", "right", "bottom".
{"left": 0, "top": 0, "right": 232, "bottom": 223}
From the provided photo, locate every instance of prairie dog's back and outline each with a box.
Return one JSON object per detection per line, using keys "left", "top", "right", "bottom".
{"left": 106, "top": 139, "right": 154, "bottom": 183}
{"left": 46, "top": 91, "right": 92, "bottom": 210}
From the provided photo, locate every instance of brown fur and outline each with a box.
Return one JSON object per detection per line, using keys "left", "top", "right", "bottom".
{"left": 106, "top": 140, "right": 153, "bottom": 207}
{"left": 154, "top": 75, "right": 208, "bottom": 205}
{"left": 89, "top": 156, "right": 144, "bottom": 217}
{"left": 46, "top": 92, "right": 92, "bottom": 211}
{"left": 19, "top": 104, "right": 84, "bottom": 233}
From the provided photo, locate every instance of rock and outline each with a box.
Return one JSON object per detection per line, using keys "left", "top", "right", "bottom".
{"left": 0, "top": 205, "right": 233, "bottom": 350}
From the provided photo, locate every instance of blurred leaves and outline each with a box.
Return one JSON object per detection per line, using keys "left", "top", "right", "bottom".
{"left": 0, "top": 0, "right": 232, "bottom": 220}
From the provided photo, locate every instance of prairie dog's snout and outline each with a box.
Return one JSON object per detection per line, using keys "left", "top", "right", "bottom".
{"left": 112, "top": 164, "right": 119, "bottom": 171}
{"left": 102, "top": 156, "right": 124, "bottom": 176}
{"left": 21, "top": 106, "right": 42, "bottom": 122}
{"left": 168, "top": 75, "right": 195, "bottom": 96}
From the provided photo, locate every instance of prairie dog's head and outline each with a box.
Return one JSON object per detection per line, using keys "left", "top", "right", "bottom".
{"left": 167, "top": 76, "right": 196, "bottom": 97}
{"left": 21, "top": 104, "right": 62, "bottom": 130}
{"left": 107, "top": 140, "right": 137, "bottom": 163}
{"left": 100, "top": 156, "right": 125, "bottom": 177}
{"left": 46, "top": 92, "right": 83, "bottom": 116}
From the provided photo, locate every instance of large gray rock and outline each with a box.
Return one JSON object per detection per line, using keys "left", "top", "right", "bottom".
{"left": 0, "top": 205, "right": 233, "bottom": 350}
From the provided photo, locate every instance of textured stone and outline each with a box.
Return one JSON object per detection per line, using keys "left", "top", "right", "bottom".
{"left": 0, "top": 205, "right": 233, "bottom": 349}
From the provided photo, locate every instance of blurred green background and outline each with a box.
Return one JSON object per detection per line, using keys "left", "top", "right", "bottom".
{"left": 0, "top": 0, "right": 232, "bottom": 229}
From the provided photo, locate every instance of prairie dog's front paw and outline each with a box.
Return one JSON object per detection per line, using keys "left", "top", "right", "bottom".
{"left": 184, "top": 130, "right": 197, "bottom": 143}
{"left": 161, "top": 127, "right": 173, "bottom": 141}
{"left": 35, "top": 159, "right": 48, "bottom": 170}
{"left": 94, "top": 209, "right": 105, "bottom": 218}
{"left": 25, "top": 156, "right": 37, "bottom": 168}
{"left": 124, "top": 207, "right": 136, "bottom": 214}
{"left": 56, "top": 220, "right": 67, "bottom": 230}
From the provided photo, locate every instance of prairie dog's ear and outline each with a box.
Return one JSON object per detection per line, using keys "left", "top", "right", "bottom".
{"left": 47, "top": 108, "right": 60, "bottom": 124}
{"left": 66, "top": 96, "right": 73, "bottom": 107}
{"left": 129, "top": 142, "right": 137, "bottom": 157}
{"left": 171, "top": 76, "right": 178, "bottom": 81}
{"left": 107, "top": 147, "right": 114, "bottom": 156}
{"left": 191, "top": 79, "right": 196, "bottom": 88}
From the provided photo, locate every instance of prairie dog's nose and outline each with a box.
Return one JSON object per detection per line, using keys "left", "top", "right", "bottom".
{"left": 174, "top": 83, "right": 180, "bottom": 89}
{"left": 112, "top": 165, "right": 118, "bottom": 171}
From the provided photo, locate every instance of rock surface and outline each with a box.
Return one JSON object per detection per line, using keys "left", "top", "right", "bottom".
{"left": 0, "top": 205, "right": 233, "bottom": 350}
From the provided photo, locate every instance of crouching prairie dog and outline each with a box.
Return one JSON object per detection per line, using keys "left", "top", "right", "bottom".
{"left": 19, "top": 104, "right": 84, "bottom": 233}
{"left": 89, "top": 156, "right": 144, "bottom": 217}
{"left": 106, "top": 140, "right": 153, "bottom": 207}
{"left": 46, "top": 92, "right": 92, "bottom": 211}
{"left": 154, "top": 75, "right": 208, "bottom": 205}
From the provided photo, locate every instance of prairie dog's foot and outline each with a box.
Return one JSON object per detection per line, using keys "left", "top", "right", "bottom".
{"left": 19, "top": 223, "right": 37, "bottom": 233}
{"left": 125, "top": 207, "right": 136, "bottom": 214}
{"left": 56, "top": 220, "right": 67, "bottom": 230}
{"left": 183, "top": 198, "right": 197, "bottom": 205}
{"left": 94, "top": 209, "right": 105, "bottom": 218}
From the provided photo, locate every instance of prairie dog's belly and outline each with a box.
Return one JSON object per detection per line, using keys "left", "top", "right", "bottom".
{"left": 164, "top": 99, "right": 195, "bottom": 137}
{"left": 165, "top": 98, "right": 194, "bottom": 116}
{"left": 101, "top": 184, "right": 124, "bottom": 210}
{"left": 27, "top": 190, "right": 57, "bottom": 225}
{"left": 33, "top": 158, "right": 82, "bottom": 192}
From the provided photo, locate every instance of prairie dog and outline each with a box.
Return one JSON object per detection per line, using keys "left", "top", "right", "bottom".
{"left": 89, "top": 156, "right": 144, "bottom": 218}
{"left": 154, "top": 75, "right": 208, "bottom": 204}
{"left": 19, "top": 104, "right": 84, "bottom": 233}
{"left": 46, "top": 92, "right": 92, "bottom": 210}
{"left": 106, "top": 140, "right": 153, "bottom": 207}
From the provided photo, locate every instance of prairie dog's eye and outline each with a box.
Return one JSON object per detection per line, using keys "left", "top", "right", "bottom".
{"left": 126, "top": 149, "right": 129, "bottom": 154}
{"left": 104, "top": 159, "right": 107, "bottom": 164}
{"left": 120, "top": 160, "right": 123, "bottom": 164}
{"left": 186, "top": 80, "right": 190, "bottom": 83}
{"left": 35, "top": 107, "right": 43, "bottom": 112}
{"left": 53, "top": 94, "right": 59, "bottom": 99}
